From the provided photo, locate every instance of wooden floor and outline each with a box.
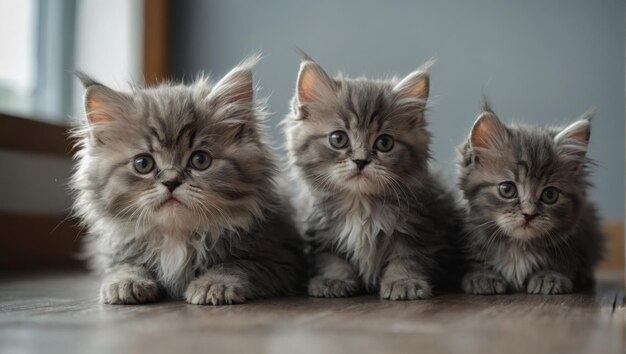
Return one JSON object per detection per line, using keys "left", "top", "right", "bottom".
{"left": 0, "top": 272, "right": 624, "bottom": 354}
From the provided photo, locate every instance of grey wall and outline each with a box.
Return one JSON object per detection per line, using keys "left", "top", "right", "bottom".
{"left": 170, "top": 0, "right": 625, "bottom": 219}
{"left": 0, "top": 150, "right": 72, "bottom": 214}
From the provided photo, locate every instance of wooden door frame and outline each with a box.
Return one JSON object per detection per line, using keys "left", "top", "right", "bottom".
{"left": 0, "top": 0, "right": 171, "bottom": 272}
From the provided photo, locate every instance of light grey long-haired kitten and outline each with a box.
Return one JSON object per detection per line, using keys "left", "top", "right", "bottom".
{"left": 72, "top": 57, "right": 305, "bottom": 305}
{"left": 284, "top": 57, "right": 462, "bottom": 300}
{"left": 458, "top": 100, "right": 604, "bottom": 295}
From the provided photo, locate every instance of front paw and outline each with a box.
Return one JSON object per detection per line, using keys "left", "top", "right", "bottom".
{"left": 527, "top": 271, "right": 573, "bottom": 295}
{"left": 380, "top": 278, "right": 433, "bottom": 300}
{"left": 308, "top": 276, "right": 360, "bottom": 298}
{"left": 462, "top": 271, "right": 507, "bottom": 295}
{"left": 185, "top": 277, "right": 249, "bottom": 305}
{"left": 100, "top": 277, "right": 159, "bottom": 304}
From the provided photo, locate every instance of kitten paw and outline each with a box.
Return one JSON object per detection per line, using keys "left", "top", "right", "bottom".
{"left": 462, "top": 271, "right": 507, "bottom": 295}
{"left": 100, "top": 278, "right": 159, "bottom": 304}
{"left": 308, "top": 277, "right": 359, "bottom": 298}
{"left": 527, "top": 271, "right": 573, "bottom": 294}
{"left": 380, "top": 278, "right": 433, "bottom": 300}
{"left": 185, "top": 277, "right": 249, "bottom": 305}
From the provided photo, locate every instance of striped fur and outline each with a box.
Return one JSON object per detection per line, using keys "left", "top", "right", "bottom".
{"left": 284, "top": 57, "right": 462, "bottom": 300}
{"left": 458, "top": 100, "right": 604, "bottom": 294}
{"left": 71, "top": 57, "right": 305, "bottom": 305}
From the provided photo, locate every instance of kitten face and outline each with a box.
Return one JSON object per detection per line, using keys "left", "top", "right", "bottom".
{"left": 459, "top": 106, "right": 592, "bottom": 242}
{"left": 285, "top": 60, "right": 433, "bottom": 196}
{"left": 74, "top": 58, "right": 273, "bottom": 235}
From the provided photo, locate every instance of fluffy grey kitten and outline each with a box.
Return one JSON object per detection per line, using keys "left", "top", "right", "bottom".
{"left": 458, "top": 100, "right": 604, "bottom": 295}
{"left": 284, "top": 57, "right": 462, "bottom": 300}
{"left": 72, "top": 57, "right": 304, "bottom": 305}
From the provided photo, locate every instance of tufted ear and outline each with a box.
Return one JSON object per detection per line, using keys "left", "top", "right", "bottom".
{"left": 296, "top": 59, "right": 335, "bottom": 104}
{"left": 555, "top": 118, "right": 591, "bottom": 148}
{"left": 554, "top": 113, "right": 592, "bottom": 160}
{"left": 393, "top": 59, "right": 434, "bottom": 102}
{"left": 77, "top": 72, "right": 131, "bottom": 124}
{"left": 469, "top": 107, "right": 509, "bottom": 150}
{"left": 209, "top": 55, "right": 259, "bottom": 106}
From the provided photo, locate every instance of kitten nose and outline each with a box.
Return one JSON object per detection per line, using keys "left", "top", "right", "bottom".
{"left": 352, "top": 159, "right": 371, "bottom": 171}
{"left": 162, "top": 180, "right": 182, "bottom": 192}
{"left": 522, "top": 213, "right": 538, "bottom": 222}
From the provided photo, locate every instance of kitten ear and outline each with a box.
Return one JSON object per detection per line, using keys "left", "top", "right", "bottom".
{"left": 554, "top": 113, "right": 592, "bottom": 158}
{"left": 207, "top": 56, "right": 263, "bottom": 141}
{"left": 555, "top": 117, "right": 591, "bottom": 146}
{"left": 77, "top": 72, "right": 131, "bottom": 124}
{"left": 393, "top": 59, "right": 434, "bottom": 101}
{"left": 296, "top": 60, "right": 335, "bottom": 104}
{"left": 210, "top": 55, "right": 259, "bottom": 105}
{"left": 469, "top": 107, "right": 509, "bottom": 150}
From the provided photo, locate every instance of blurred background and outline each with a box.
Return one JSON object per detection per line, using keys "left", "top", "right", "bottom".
{"left": 0, "top": 0, "right": 623, "bottom": 273}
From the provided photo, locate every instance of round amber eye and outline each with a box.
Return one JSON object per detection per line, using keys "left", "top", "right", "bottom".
{"left": 189, "top": 151, "right": 212, "bottom": 170}
{"left": 329, "top": 131, "right": 349, "bottom": 149}
{"left": 133, "top": 154, "right": 155, "bottom": 174}
{"left": 374, "top": 134, "right": 394, "bottom": 152}
{"left": 498, "top": 182, "right": 517, "bottom": 199}
{"left": 541, "top": 187, "right": 559, "bottom": 204}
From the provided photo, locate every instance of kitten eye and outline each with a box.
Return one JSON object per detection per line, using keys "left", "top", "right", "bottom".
{"left": 189, "top": 151, "right": 212, "bottom": 170}
{"left": 329, "top": 131, "right": 349, "bottom": 149}
{"left": 540, "top": 187, "right": 559, "bottom": 204}
{"left": 374, "top": 134, "right": 394, "bottom": 152}
{"left": 133, "top": 154, "right": 155, "bottom": 174}
{"left": 497, "top": 182, "right": 517, "bottom": 199}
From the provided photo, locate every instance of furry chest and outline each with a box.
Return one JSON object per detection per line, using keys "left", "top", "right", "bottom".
{"left": 328, "top": 206, "right": 402, "bottom": 286}
{"left": 145, "top": 232, "right": 210, "bottom": 297}
{"left": 490, "top": 243, "right": 543, "bottom": 290}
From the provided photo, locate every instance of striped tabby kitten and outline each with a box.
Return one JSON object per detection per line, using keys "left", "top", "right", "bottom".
{"left": 284, "top": 57, "right": 461, "bottom": 300}
{"left": 72, "top": 57, "right": 304, "bottom": 305}
{"left": 458, "top": 101, "right": 604, "bottom": 294}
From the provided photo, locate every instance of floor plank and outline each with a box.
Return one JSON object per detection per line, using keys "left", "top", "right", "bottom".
{"left": 0, "top": 272, "right": 623, "bottom": 354}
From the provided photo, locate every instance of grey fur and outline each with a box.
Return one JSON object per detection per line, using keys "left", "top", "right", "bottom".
{"left": 71, "top": 56, "right": 305, "bottom": 305}
{"left": 458, "top": 99, "right": 604, "bottom": 294}
{"left": 284, "top": 57, "right": 462, "bottom": 300}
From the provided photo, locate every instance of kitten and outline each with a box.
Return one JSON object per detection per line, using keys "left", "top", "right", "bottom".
{"left": 458, "top": 100, "right": 604, "bottom": 295}
{"left": 283, "top": 56, "right": 462, "bottom": 300}
{"left": 71, "top": 57, "right": 305, "bottom": 305}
